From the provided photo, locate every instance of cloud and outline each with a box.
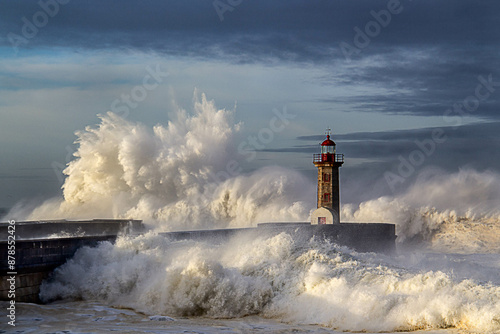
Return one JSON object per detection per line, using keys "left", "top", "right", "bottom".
{"left": 2, "top": 1, "right": 499, "bottom": 121}
{"left": 297, "top": 122, "right": 500, "bottom": 167}
{"left": 279, "top": 122, "right": 500, "bottom": 202}
{"left": 1, "top": 1, "right": 499, "bottom": 62}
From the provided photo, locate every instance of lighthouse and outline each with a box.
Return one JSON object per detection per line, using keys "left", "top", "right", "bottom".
{"left": 311, "top": 129, "right": 344, "bottom": 224}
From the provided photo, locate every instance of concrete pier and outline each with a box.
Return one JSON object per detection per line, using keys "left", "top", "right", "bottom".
{"left": 257, "top": 222, "right": 396, "bottom": 253}
{"left": 0, "top": 219, "right": 143, "bottom": 240}
{"left": 1, "top": 220, "right": 395, "bottom": 303}
{"left": 164, "top": 222, "right": 396, "bottom": 253}
{"left": 0, "top": 219, "right": 143, "bottom": 303}
{"left": 0, "top": 236, "right": 117, "bottom": 302}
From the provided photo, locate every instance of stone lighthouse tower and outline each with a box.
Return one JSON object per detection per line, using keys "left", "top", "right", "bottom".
{"left": 311, "top": 129, "right": 344, "bottom": 224}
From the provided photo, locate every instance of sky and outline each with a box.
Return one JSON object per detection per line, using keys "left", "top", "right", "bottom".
{"left": 1, "top": 0, "right": 499, "bottom": 211}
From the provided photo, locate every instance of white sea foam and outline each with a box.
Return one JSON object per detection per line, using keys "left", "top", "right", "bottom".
{"left": 23, "top": 92, "right": 314, "bottom": 230}
{"left": 13, "top": 92, "right": 499, "bottom": 332}
{"left": 343, "top": 169, "right": 500, "bottom": 253}
{"left": 40, "top": 232, "right": 500, "bottom": 333}
{"left": 11, "top": 91, "right": 499, "bottom": 254}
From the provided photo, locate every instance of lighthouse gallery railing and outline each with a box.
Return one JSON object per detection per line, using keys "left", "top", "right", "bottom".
{"left": 313, "top": 154, "right": 344, "bottom": 163}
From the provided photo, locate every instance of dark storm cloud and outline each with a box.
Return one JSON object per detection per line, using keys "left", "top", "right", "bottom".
{"left": 291, "top": 122, "right": 500, "bottom": 201}
{"left": 271, "top": 121, "right": 500, "bottom": 166}
{"left": 2, "top": 1, "right": 499, "bottom": 61}
{"left": 317, "top": 46, "right": 500, "bottom": 119}
{"left": 1, "top": 0, "right": 499, "bottom": 119}
{"left": 297, "top": 122, "right": 500, "bottom": 165}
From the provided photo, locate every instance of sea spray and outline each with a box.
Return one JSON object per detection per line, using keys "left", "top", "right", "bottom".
{"left": 40, "top": 232, "right": 500, "bottom": 333}
{"left": 342, "top": 168, "right": 500, "bottom": 253}
{"left": 24, "top": 92, "right": 314, "bottom": 229}
{"left": 13, "top": 92, "right": 500, "bottom": 254}
{"left": 8, "top": 91, "right": 500, "bottom": 332}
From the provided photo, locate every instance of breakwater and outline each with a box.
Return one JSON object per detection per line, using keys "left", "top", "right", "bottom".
{"left": 0, "top": 219, "right": 143, "bottom": 303}
{"left": 0, "top": 235, "right": 117, "bottom": 302}
{"left": 1, "top": 220, "right": 395, "bottom": 303}
{"left": 164, "top": 222, "right": 396, "bottom": 254}
{"left": 0, "top": 219, "right": 144, "bottom": 240}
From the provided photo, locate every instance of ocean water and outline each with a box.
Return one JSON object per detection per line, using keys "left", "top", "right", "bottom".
{"left": 4, "top": 93, "right": 500, "bottom": 333}
{"left": 1, "top": 302, "right": 469, "bottom": 334}
{"left": 4, "top": 228, "right": 500, "bottom": 334}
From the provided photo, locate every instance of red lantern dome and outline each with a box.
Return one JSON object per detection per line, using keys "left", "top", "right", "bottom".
{"left": 320, "top": 134, "right": 335, "bottom": 155}
{"left": 313, "top": 130, "right": 343, "bottom": 164}
{"left": 321, "top": 134, "right": 335, "bottom": 147}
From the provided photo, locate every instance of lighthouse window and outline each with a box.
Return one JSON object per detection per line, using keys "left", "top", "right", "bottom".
{"left": 323, "top": 173, "right": 331, "bottom": 182}
{"left": 321, "top": 145, "right": 335, "bottom": 154}
{"left": 323, "top": 193, "right": 331, "bottom": 202}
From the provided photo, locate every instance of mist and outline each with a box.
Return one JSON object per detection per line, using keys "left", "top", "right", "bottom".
{"left": 13, "top": 92, "right": 314, "bottom": 231}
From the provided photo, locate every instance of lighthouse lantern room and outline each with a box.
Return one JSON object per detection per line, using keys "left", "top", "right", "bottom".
{"left": 312, "top": 129, "right": 344, "bottom": 224}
